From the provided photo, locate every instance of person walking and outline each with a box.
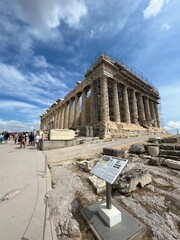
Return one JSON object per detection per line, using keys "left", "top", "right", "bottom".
{"left": 19, "top": 133, "right": 26, "bottom": 149}
{"left": 3, "top": 131, "right": 9, "bottom": 144}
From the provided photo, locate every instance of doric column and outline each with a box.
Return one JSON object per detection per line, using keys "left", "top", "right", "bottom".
{"left": 100, "top": 76, "right": 109, "bottom": 122}
{"left": 131, "top": 90, "right": 138, "bottom": 124}
{"left": 60, "top": 106, "right": 65, "bottom": 129}
{"left": 123, "top": 85, "right": 131, "bottom": 123}
{"left": 149, "top": 100, "right": 157, "bottom": 127}
{"left": 112, "top": 81, "right": 120, "bottom": 122}
{"left": 90, "top": 82, "right": 95, "bottom": 124}
{"left": 68, "top": 98, "right": 74, "bottom": 128}
{"left": 64, "top": 102, "right": 69, "bottom": 129}
{"left": 137, "top": 93, "right": 146, "bottom": 126}
{"left": 144, "top": 97, "right": 152, "bottom": 127}
{"left": 81, "top": 89, "right": 87, "bottom": 125}
{"left": 57, "top": 107, "right": 61, "bottom": 129}
{"left": 54, "top": 110, "right": 58, "bottom": 128}
{"left": 154, "top": 102, "right": 160, "bottom": 128}
{"left": 74, "top": 94, "right": 80, "bottom": 127}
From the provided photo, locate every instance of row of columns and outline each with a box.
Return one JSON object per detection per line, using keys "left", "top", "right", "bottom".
{"left": 99, "top": 76, "right": 160, "bottom": 127}
{"left": 41, "top": 76, "right": 160, "bottom": 130}
{"left": 41, "top": 88, "right": 90, "bottom": 131}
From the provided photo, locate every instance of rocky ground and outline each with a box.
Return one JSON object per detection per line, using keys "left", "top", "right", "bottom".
{"left": 43, "top": 136, "right": 180, "bottom": 240}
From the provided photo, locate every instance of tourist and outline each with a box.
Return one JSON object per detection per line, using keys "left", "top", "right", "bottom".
{"left": 20, "top": 133, "right": 26, "bottom": 149}
{"left": 0, "top": 133, "right": 3, "bottom": 144}
{"left": 29, "top": 132, "right": 34, "bottom": 146}
{"left": 35, "top": 134, "right": 41, "bottom": 150}
{"left": 3, "top": 131, "right": 9, "bottom": 144}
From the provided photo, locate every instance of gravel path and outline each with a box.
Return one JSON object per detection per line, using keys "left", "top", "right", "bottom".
{"left": 43, "top": 135, "right": 159, "bottom": 165}
{"left": 42, "top": 134, "right": 180, "bottom": 240}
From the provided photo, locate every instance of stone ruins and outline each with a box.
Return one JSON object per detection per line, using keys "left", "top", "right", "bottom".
{"left": 40, "top": 55, "right": 163, "bottom": 139}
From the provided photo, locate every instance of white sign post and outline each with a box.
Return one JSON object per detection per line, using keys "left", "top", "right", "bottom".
{"left": 90, "top": 156, "right": 128, "bottom": 227}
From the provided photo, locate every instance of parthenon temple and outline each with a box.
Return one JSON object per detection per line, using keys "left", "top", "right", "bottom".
{"left": 40, "top": 55, "right": 163, "bottom": 139}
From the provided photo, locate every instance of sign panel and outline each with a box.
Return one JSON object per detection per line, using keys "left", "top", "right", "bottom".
{"left": 90, "top": 156, "right": 128, "bottom": 184}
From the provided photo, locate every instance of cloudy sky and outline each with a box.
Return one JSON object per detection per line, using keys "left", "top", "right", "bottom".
{"left": 0, "top": 0, "right": 179, "bottom": 133}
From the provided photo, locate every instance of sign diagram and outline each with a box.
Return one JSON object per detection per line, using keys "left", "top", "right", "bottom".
{"left": 90, "top": 156, "right": 128, "bottom": 184}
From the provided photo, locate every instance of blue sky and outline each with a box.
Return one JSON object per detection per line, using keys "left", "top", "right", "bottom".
{"left": 0, "top": 0, "right": 179, "bottom": 133}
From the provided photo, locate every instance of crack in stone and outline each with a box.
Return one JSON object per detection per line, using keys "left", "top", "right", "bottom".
{"left": 0, "top": 188, "right": 24, "bottom": 202}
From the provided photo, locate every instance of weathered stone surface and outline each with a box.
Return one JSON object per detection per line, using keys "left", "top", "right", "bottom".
{"left": 143, "top": 143, "right": 158, "bottom": 152}
{"left": 103, "top": 147, "right": 125, "bottom": 157}
{"left": 50, "top": 129, "right": 75, "bottom": 140}
{"left": 113, "top": 168, "right": 152, "bottom": 193}
{"left": 88, "top": 175, "right": 106, "bottom": 194}
{"left": 162, "top": 159, "right": 180, "bottom": 170}
{"left": 162, "top": 137, "right": 178, "bottom": 143}
{"left": 160, "top": 155, "right": 179, "bottom": 161}
{"left": 148, "top": 157, "right": 163, "bottom": 166}
{"left": 148, "top": 146, "right": 159, "bottom": 157}
{"left": 160, "top": 149, "right": 180, "bottom": 156}
{"left": 148, "top": 137, "right": 161, "bottom": 144}
{"left": 175, "top": 145, "right": 180, "bottom": 150}
{"left": 76, "top": 158, "right": 99, "bottom": 172}
{"left": 129, "top": 144, "right": 145, "bottom": 154}
{"left": 160, "top": 144, "right": 175, "bottom": 150}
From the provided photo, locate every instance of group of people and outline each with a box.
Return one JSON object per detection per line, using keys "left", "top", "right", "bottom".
{"left": 0, "top": 130, "right": 41, "bottom": 150}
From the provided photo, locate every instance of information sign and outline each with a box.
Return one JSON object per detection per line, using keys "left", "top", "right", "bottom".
{"left": 90, "top": 156, "right": 128, "bottom": 184}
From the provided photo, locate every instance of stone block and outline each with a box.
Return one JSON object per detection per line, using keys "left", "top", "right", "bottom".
{"left": 148, "top": 157, "right": 163, "bottom": 166}
{"left": 160, "top": 155, "right": 179, "bottom": 161}
{"left": 77, "top": 158, "right": 99, "bottom": 172}
{"left": 148, "top": 146, "right": 159, "bottom": 157}
{"left": 88, "top": 175, "right": 106, "bottom": 194}
{"left": 160, "top": 144, "right": 175, "bottom": 150}
{"left": 113, "top": 168, "right": 152, "bottom": 193}
{"left": 50, "top": 129, "right": 75, "bottom": 140}
{"left": 160, "top": 150, "right": 180, "bottom": 156}
{"left": 175, "top": 145, "right": 180, "bottom": 151}
{"left": 162, "top": 138, "right": 178, "bottom": 143}
{"left": 129, "top": 144, "right": 145, "bottom": 154}
{"left": 98, "top": 203, "right": 122, "bottom": 227}
{"left": 163, "top": 159, "right": 180, "bottom": 170}
{"left": 103, "top": 148, "right": 125, "bottom": 157}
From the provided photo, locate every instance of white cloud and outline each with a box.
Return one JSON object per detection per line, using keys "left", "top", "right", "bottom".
{"left": 143, "top": 0, "right": 166, "bottom": 19}
{"left": 0, "top": 119, "right": 40, "bottom": 132}
{"left": 32, "top": 55, "right": 50, "bottom": 68}
{"left": 0, "top": 62, "right": 70, "bottom": 106}
{"left": 0, "top": 101, "right": 37, "bottom": 110}
{"left": 160, "top": 23, "right": 170, "bottom": 31}
{"left": 8, "top": 0, "right": 87, "bottom": 32}
{"left": 164, "top": 121, "right": 180, "bottom": 131}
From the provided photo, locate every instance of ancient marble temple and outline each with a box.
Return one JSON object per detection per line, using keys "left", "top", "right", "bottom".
{"left": 40, "top": 55, "right": 162, "bottom": 139}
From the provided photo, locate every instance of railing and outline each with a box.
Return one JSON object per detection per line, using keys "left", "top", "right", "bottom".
{"left": 91, "top": 52, "right": 159, "bottom": 93}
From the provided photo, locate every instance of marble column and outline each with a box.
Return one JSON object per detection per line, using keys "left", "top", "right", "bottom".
{"left": 100, "top": 76, "right": 110, "bottom": 122}
{"left": 54, "top": 110, "right": 58, "bottom": 129}
{"left": 149, "top": 100, "right": 157, "bottom": 127}
{"left": 60, "top": 106, "right": 65, "bottom": 129}
{"left": 137, "top": 93, "right": 146, "bottom": 126}
{"left": 64, "top": 102, "right": 69, "bottom": 129}
{"left": 74, "top": 94, "right": 80, "bottom": 127}
{"left": 90, "top": 82, "right": 95, "bottom": 124}
{"left": 144, "top": 97, "right": 152, "bottom": 127}
{"left": 68, "top": 98, "right": 74, "bottom": 128}
{"left": 123, "top": 85, "right": 131, "bottom": 123}
{"left": 81, "top": 89, "right": 87, "bottom": 125}
{"left": 154, "top": 102, "right": 160, "bottom": 128}
{"left": 131, "top": 90, "right": 139, "bottom": 124}
{"left": 56, "top": 107, "right": 61, "bottom": 129}
{"left": 112, "top": 81, "right": 121, "bottom": 122}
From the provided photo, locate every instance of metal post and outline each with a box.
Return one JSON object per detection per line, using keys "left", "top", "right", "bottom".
{"left": 43, "top": 194, "right": 49, "bottom": 240}
{"left": 106, "top": 182, "right": 112, "bottom": 209}
{"left": 44, "top": 156, "right": 47, "bottom": 175}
